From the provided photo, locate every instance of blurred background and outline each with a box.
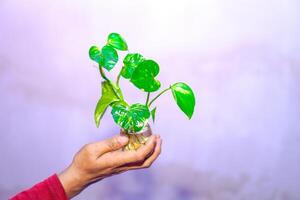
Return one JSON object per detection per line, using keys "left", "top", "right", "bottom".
{"left": 1, "top": 0, "right": 300, "bottom": 199}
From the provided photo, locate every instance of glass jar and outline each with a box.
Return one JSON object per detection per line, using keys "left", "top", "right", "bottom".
{"left": 120, "top": 124, "right": 152, "bottom": 150}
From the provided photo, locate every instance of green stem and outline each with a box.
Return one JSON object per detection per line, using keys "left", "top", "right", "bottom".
{"left": 145, "top": 92, "right": 150, "bottom": 105}
{"left": 148, "top": 86, "right": 171, "bottom": 107}
{"left": 99, "top": 66, "right": 109, "bottom": 82}
{"left": 116, "top": 68, "right": 122, "bottom": 87}
{"left": 99, "top": 66, "right": 121, "bottom": 99}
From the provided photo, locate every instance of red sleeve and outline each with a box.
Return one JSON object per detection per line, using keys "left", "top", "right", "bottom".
{"left": 10, "top": 174, "right": 68, "bottom": 200}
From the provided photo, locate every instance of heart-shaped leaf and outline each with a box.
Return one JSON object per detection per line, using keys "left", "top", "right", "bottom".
{"left": 94, "top": 81, "right": 121, "bottom": 127}
{"left": 121, "top": 53, "right": 144, "bottom": 79}
{"left": 100, "top": 45, "right": 118, "bottom": 71}
{"left": 107, "top": 33, "right": 128, "bottom": 51}
{"left": 89, "top": 46, "right": 102, "bottom": 63}
{"left": 171, "top": 82, "right": 196, "bottom": 119}
{"left": 111, "top": 103, "right": 150, "bottom": 132}
{"left": 130, "top": 60, "right": 161, "bottom": 92}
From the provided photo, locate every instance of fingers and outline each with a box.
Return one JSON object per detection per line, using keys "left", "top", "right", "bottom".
{"left": 140, "top": 136, "right": 162, "bottom": 168}
{"left": 92, "top": 135, "right": 129, "bottom": 156}
{"left": 114, "top": 136, "right": 162, "bottom": 172}
{"left": 100, "top": 135, "right": 157, "bottom": 167}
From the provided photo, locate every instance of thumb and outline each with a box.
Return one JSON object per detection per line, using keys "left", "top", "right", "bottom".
{"left": 96, "top": 135, "right": 129, "bottom": 155}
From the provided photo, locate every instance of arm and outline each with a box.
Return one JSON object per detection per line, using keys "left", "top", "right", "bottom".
{"left": 10, "top": 134, "right": 162, "bottom": 200}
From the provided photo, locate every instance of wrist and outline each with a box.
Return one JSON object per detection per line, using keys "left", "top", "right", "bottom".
{"left": 58, "top": 165, "right": 89, "bottom": 199}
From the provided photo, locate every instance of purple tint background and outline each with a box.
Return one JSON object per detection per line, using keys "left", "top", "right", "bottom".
{"left": 1, "top": 0, "right": 300, "bottom": 199}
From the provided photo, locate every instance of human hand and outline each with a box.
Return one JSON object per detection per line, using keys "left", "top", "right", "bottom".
{"left": 58, "top": 134, "right": 162, "bottom": 199}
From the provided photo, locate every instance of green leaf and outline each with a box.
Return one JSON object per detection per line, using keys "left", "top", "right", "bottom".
{"left": 111, "top": 103, "right": 150, "bottom": 132}
{"left": 151, "top": 107, "right": 157, "bottom": 123}
{"left": 94, "top": 81, "right": 120, "bottom": 127}
{"left": 130, "top": 60, "right": 161, "bottom": 92}
{"left": 171, "top": 82, "right": 196, "bottom": 119}
{"left": 121, "top": 53, "right": 144, "bottom": 79}
{"left": 100, "top": 45, "right": 118, "bottom": 71}
{"left": 107, "top": 33, "right": 128, "bottom": 51}
{"left": 89, "top": 46, "right": 102, "bottom": 63}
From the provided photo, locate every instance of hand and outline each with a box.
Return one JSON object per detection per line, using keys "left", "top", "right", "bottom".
{"left": 58, "top": 134, "right": 162, "bottom": 199}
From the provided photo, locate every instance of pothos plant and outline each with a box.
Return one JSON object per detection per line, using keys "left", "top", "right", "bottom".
{"left": 89, "top": 33, "right": 196, "bottom": 150}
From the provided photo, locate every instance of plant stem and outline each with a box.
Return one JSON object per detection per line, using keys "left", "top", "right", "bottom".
{"left": 148, "top": 86, "right": 172, "bottom": 107}
{"left": 116, "top": 68, "right": 122, "bottom": 87}
{"left": 145, "top": 92, "right": 150, "bottom": 105}
{"left": 99, "top": 66, "right": 121, "bottom": 99}
{"left": 99, "top": 66, "right": 109, "bottom": 82}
